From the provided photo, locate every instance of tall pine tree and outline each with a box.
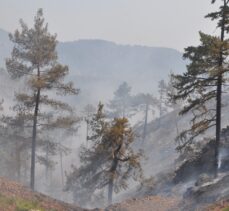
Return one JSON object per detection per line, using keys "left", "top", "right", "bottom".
{"left": 171, "top": 0, "right": 229, "bottom": 176}
{"left": 131, "top": 93, "right": 158, "bottom": 143}
{"left": 6, "top": 9, "right": 79, "bottom": 190}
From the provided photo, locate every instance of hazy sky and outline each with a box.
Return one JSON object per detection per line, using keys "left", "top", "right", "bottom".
{"left": 0, "top": 0, "right": 221, "bottom": 51}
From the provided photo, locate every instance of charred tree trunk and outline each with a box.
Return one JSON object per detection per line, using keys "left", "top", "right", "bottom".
{"left": 30, "top": 66, "right": 41, "bottom": 191}
{"left": 108, "top": 158, "right": 118, "bottom": 205}
{"left": 175, "top": 116, "right": 179, "bottom": 137}
{"left": 215, "top": 0, "right": 226, "bottom": 177}
{"left": 142, "top": 103, "right": 149, "bottom": 143}
{"left": 108, "top": 178, "right": 114, "bottom": 205}
{"left": 86, "top": 119, "right": 89, "bottom": 148}
{"left": 159, "top": 89, "right": 163, "bottom": 127}
{"left": 45, "top": 143, "right": 49, "bottom": 184}
{"left": 16, "top": 142, "right": 21, "bottom": 182}
{"left": 60, "top": 151, "right": 64, "bottom": 188}
{"left": 215, "top": 75, "right": 222, "bottom": 177}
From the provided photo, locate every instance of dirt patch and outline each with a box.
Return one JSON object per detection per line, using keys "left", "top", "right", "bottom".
{"left": 105, "top": 196, "right": 180, "bottom": 211}
{"left": 0, "top": 177, "right": 88, "bottom": 211}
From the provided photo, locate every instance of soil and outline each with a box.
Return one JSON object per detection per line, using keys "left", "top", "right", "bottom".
{"left": 0, "top": 177, "right": 88, "bottom": 211}
{"left": 105, "top": 196, "right": 180, "bottom": 211}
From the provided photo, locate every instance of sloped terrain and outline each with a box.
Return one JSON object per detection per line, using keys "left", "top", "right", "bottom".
{"left": 207, "top": 200, "right": 229, "bottom": 211}
{"left": 0, "top": 177, "right": 183, "bottom": 211}
{"left": 105, "top": 196, "right": 180, "bottom": 211}
{"left": 0, "top": 177, "right": 89, "bottom": 211}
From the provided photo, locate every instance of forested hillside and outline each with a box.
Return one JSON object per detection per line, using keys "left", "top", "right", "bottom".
{"left": 2, "top": 1, "right": 229, "bottom": 211}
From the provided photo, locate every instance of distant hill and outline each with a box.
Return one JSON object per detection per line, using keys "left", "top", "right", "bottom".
{"left": 57, "top": 39, "right": 185, "bottom": 79}
{"left": 0, "top": 28, "right": 186, "bottom": 103}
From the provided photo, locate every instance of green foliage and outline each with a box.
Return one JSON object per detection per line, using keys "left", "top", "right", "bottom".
{"left": 222, "top": 207, "right": 229, "bottom": 211}
{"left": 171, "top": 0, "right": 229, "bottom": 151}
{"left": 5, "top": 8, "right": 79, "bottom": 188}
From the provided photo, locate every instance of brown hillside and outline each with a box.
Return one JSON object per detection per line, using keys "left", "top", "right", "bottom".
{"left": 0, "top": 177, "right": 90, "bottom": 211}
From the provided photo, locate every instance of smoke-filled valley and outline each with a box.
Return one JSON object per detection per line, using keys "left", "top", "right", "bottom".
{"left": 2, "top": 2, "right": 229, "bottom": 211}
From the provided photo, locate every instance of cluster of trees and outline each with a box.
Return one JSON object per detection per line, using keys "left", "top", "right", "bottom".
{"left": 0, "top": 9, "right": 146, "bottom": 206}
{"left": 2, "top": 0, "right": 227, "bottom": 206}
{"left": 0, "top": 9, "right": 79, "bottom": 191}
{"left": 107, "top": 80, "right": 175, "bottom": 143}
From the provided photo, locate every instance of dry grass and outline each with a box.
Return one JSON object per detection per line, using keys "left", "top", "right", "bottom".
{"left": 0, "top": 177, "right": 88, "bottom": 211}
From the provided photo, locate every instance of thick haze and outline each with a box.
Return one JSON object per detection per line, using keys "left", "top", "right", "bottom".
{"left": 0, "top": 0, "right": 221, "bottom": 51}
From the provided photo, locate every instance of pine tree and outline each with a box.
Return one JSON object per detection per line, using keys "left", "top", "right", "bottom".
{"left": 6, "top": 9, "right": 79, "bottom": 190}
{"left": 158, "top": 79, "right": 169, "bottom": 119}
{"left": 83, "top": 104, "right": 96, "bottom": 146}
{"left": 66, "top": 104, "right": 142, "bottom": 206}
{"left": 132, "top": 93, "right": 158, "bottom": 143}
{"left": 108, "top": 82, "right": 133, "bottom": 118}
{"left": 171, "top": 0, "right": 229, "bottom": 176}
{"left": 1, "top": 104, "right": 31, "bottom": 183}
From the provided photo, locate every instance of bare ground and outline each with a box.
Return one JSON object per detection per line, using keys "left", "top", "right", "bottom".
{"left": 104, "top": 196, "right": 180, "bottom": 211}
{"left": 0, "top": 177, "right": 88, "bottom": 211}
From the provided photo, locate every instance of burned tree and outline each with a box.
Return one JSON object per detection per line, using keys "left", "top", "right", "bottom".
{"left": 132, "top": 93, "right": 158, "bottom": 143}
{"left": 66, "top": 104, "right": 142, "bottom": 206}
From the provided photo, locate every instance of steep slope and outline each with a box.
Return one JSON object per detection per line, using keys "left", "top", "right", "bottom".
{"left": 0, "top": 177, "right": 90, "bottom": 211}
{"left": 0, "top": 177, "right": 180, "bottom": 211}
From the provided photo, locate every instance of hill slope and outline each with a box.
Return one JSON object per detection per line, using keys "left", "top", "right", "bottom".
{"left": 0, "top": 177, "right": 89, "bottom": 211}
{"left": 0, "top": 177, "right": 181, "bottom": 211}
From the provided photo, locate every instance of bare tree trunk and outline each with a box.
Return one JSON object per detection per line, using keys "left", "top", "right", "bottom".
{"left": 86, "top": 119, "right": 89, "bottom": 148}
{"left": 45, "top": 143, "right": 49, "bottom": 184}
{"left": 31, "top": 66, "right": 41, "bottom": 191}
{"left": 108, "top": 178, "right": 114, "bottom": 205}
{"left": 60, "top": 151, "right": 64, "bottom": 188}
{"left": 16, "top": 142, "right": 21, "bottom": 182}
{"left": 30, "top": 88, "right": 40, "bottom": 190}
{"left": 215, "top": 76, "right": 222, "bottom": 177}
{"left": 215, "top": 0, "right": 225, "bottom": 177}
{"left": 142, "top": 103, "right": 149, "bottom": 143}
{"left": 108, "top": 158, "right": 118, "bottom": 205}
{"left": 159, "top": 89, "right": 163, "bottom": 127}
{"left": 175, "top": 116, "right": 179, "bottom": 137}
